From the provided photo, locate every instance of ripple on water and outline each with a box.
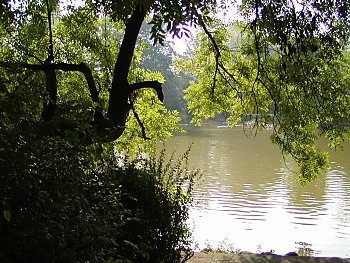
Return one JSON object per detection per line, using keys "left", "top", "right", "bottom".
{"left": 169, "top": 126, "right": 350, "bottom": 257}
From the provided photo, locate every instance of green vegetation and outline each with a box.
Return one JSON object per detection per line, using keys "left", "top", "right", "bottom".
{"left": 178, "top": 3, "right": 350, "bottom": 183}
{"left": 0, "top": 126, "right": 198, "bottom": 262}
{"left": 0, "top": 1, "right": 202, "bottom": 261}
{"left": 1, "top": 0, "right": 350, "bottom": 261}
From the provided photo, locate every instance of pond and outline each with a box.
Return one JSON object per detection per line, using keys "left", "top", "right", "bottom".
{"left": 162, "top": 124, "right": 350, "bottom": 257}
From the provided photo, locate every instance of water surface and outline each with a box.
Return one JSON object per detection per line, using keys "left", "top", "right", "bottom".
{"left": 162, "top": 125, "right": 350, "bottom": 257}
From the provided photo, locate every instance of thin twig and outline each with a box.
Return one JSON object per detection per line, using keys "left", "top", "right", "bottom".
{"left": 131, "top": 102, "right": 150, "bottom": 140}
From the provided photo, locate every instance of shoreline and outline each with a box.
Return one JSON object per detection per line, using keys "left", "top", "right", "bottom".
{"left": 188, "top": 251, "right": 350, "bottom": 263}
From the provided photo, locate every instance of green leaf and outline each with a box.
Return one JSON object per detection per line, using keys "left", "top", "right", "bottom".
{"left": 3, "top": 210, "right": 11, "bottom": 222}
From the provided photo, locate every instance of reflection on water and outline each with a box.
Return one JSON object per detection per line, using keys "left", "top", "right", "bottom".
{"left": 161, "top": 125, "right": 350, "bottom": 257}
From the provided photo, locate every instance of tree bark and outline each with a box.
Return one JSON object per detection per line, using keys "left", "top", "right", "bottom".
{"left": 42, "top": 63, "right": 57, "bottom": 122}
{"left": 107, "top": 4, "right": 147, "bottom": 126}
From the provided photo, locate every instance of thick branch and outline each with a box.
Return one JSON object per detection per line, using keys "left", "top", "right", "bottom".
{"left": 0, "top": 62, "right": 100, "bottom": 104}
{"left": 129, "top": 80, "right": 164, "bottom": 102}
{"left": 1, "top": 61, "right": 129, "bottom": 142}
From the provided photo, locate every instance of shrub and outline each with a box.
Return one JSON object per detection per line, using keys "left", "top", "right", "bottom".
{"left": 0, "top": 127, "right": 126, "bottom": 262}
{"left": 0, "top": 124, "right": 198, "bottom": 262}
{"left": 115, "top": 149, "right": 199, "bottom": 262}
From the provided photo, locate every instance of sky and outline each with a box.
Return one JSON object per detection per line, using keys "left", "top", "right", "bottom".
{"left": 169, "top": 32, "right": 194, "bottom": 55}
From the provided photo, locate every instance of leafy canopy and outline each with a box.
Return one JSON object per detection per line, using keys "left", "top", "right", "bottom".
{"left": 95, "top": 0, "right": 219, "bottom": 43}
{"left": 179, "top": 1, "right": 350, "bottom": 183}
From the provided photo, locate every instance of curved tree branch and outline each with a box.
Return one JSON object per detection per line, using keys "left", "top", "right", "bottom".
{"left": 129, "top": 80, "right": 164, "bottom": 102}
{"left": 198, "top": 17, "right": 220, "bottom": 95}
{"left": 0, "top": 62, "right": 100, "bottom": 104}
{"left": 0, "top": 61, "right": 105, "bottom": 125}
{"left": 198, "top": 18, "right": 240, "bottom": 89}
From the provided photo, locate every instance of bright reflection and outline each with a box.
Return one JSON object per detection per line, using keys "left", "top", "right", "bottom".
{"left": 162, "top": 125, "right": 350, "bottom": 257}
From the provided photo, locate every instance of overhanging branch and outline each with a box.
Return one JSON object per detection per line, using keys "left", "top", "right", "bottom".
{"left": 0, "top": 62, "right": 100, "bottom": 104}
{"left": 198, "top": 18, "right": 220, "bottom": 95}
{"left": 129, "top": 80, "right": 164, "bottom": 102}
{"left": 198, "top": 18, "right": 239, "bottom": 92}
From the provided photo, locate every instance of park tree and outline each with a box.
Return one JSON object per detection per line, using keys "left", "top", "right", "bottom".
{"left": 180, "top": 0, "right": 350, "bottom": 183}
{"left": 0, "top": 1, "right": 211, "bottom": 261}
{"left": 0, "top": 0, "right": 349, "bottom": 180}
{"left": 0, "top": 0, "right": 218, "bottom": 146}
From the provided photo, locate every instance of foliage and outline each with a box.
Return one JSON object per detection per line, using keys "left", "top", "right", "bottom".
{"left": 238, "top": 0, "right": 350, "bottom": 182}
{"left": 0, "top": 1, "right": 206, "bottom": 262}
{"left": 94, "top": 0, "right": 218, "bottom": 44}
{"left": 180, "top": 24, "right": 249, "bottom": 126}
{"left": 2, "top": 1, "right": 350, "bottom": 261}
{"left": 0, "top": 125, "right": 124, "bottom": 262}
{"left": 201, "top": 239, "right": 240, "bottom": 254}
{"left": 0, "top": 1, "right": 182, "bottom": 152}
{"left": 138, "top": 23, "right": 193, "bottom": 123}
{"left": 240, "top": 0, "right": 350, "bottom": 57}
{"left": 179, "top": 18, "right": 350, "bottom": 183}
{"left": 2, "top": 0, "right": 350, "bottom": 185}
{"left": 0, "top": 121, "right": 198, "bottom": 262}
{"left": 116, "top": 148, "right": 200, "bottom": 262}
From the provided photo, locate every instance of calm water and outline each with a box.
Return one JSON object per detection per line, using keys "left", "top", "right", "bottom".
{"left": 162, "top": 125, "right": 350, "bottom": 257}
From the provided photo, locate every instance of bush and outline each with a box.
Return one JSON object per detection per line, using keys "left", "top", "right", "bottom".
{"left": 0, "top": 125, "right": 198, "bottom": 262}
{"left": 116, "top": 149, "right": 199, "bottom": 262}
{"left": 0, "top": 127, "right": 125, "bottom": 262}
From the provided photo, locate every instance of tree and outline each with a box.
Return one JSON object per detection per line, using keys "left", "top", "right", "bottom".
{"left": 0, "top": 0, "right": 218, "bottom": 145}
{"left": 179, "top": 1, "right": 350, "bottom": 183}
{"left": 0, "top": 2, "right": 213, "bottom": 260}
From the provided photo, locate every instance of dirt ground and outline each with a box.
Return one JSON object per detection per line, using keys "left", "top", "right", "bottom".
{"left": 188, "top": 252, "right": 350, "bottom": 263}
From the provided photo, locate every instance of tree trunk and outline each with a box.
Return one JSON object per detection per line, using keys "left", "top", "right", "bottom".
{"left": 107, "top": 4, "right": 147, "bottom": 126}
